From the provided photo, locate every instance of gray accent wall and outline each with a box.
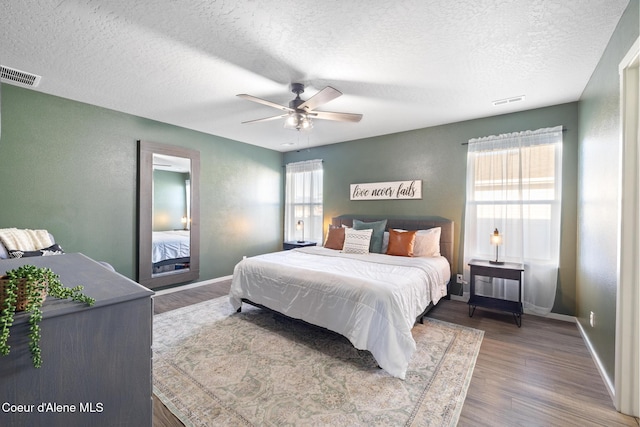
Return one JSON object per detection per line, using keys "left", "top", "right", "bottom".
{"left": 577, "top": 0, "right": 639, "bottom": 384}
{"left": 284, "top": 102, "right": 579, "bottom": 316}
{"left": 0, "top": 84, "right": 283, "bottom": 281}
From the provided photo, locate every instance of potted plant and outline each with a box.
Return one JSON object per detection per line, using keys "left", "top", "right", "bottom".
{"left": 0, "top": 264, "right": 95, "bottom": 368}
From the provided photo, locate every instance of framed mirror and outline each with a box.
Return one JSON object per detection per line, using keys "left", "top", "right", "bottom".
{"left": 137, "top": 140, "right": 200, "bottom": 289}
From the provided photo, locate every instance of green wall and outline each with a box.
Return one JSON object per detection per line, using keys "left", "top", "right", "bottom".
{"left": 0, "top": 84, "right": 283, "bottom": 281}
{"left": 576, "top": 0, "right": 639, "bottom": 384}
{"left": 153, "top": 170, "right": 188, "bottom": 231}
{"left": 284, "top": 102, "right": 579, "bottom": 315}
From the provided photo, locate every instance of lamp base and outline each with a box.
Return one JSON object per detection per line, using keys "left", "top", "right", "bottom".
{"left": 489, "top": 260, "right": 505, "bottom": 265}
{"left": 297, "top": 240, "right": 305, "bottom": 243}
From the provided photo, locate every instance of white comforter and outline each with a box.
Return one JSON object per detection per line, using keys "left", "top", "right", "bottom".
{"left": 152, "top": 230, "right": 190, "bottom": 263}
{"left": 229, "top": 246, "right": 450, "bottom": 379}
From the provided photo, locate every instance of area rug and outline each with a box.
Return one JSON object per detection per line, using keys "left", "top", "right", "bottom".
{"left": 153, "top": 297, "right": 483, "bottom": 426}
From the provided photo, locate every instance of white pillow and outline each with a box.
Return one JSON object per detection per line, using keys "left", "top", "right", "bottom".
{"left": 342, "top": 228, "right": 373, "bottom": 254}
{"left": 382, "top": 231, "right": 390, "bottom": 254}
{"left": 414, "top": 227, "right": 441, "bottom": 257}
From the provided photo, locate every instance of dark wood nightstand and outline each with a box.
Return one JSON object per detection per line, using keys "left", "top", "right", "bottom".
{"left": 468, "top": 259, "right": 524, "bottom": 327}
{"left": 283, "top": 241, "right": 317, "bottom": 250}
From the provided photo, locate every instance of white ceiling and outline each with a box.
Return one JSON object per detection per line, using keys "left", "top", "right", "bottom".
{"left": 0, "top": 0, "right": 630, "bottom": 152}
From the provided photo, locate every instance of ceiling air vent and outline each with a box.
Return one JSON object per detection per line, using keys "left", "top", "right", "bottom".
{"left": 492, "top": 95, "right": 525, "bottom": 107}
{"left": 0, "top": 65, "right": 42, "bottom": 88}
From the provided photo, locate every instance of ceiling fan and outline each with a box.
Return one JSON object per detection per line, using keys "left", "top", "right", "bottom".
{"left": 237, "top": 83, "right": 362, "bottom": 131}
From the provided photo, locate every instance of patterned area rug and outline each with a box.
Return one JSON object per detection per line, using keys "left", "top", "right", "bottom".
{"left": 153, "top": 297, "right": 483, "bottom": 426}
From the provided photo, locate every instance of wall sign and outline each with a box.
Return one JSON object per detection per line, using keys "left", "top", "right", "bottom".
{"left": 350, "top": 180, "right": 422, "bottom": 200}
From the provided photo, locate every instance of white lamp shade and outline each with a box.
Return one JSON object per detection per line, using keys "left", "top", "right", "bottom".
{"left": 490, "top": 228, "right": 502, "bottom": 246}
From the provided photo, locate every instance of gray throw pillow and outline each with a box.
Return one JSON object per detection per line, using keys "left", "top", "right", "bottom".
{"left": 353, "top": 219, "right": 387, "bottom": 253}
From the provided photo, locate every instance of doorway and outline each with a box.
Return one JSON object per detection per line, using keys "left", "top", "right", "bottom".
{"left": 616, "top": 37, "right": 639, "bottom": 417}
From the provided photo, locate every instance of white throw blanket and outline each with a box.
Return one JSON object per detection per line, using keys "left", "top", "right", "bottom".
{"left": 0, "top": 228, "right": 53, "bottom": 251}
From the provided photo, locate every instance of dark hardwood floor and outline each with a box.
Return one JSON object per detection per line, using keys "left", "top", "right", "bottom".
{"left": 153, "top": 281, "right": 230, "bottom": 315}
{"left": 152, "top": 281, "right": 639, "bottom": 427}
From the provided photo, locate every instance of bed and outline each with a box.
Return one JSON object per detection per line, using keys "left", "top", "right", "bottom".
{"left": 152, "top": 230, "right": 190, "bottom": 273}
{"left": 229, "top": 215, "right": 454, "bottom": 379}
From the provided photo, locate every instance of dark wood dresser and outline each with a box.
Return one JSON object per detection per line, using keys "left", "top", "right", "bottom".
{"left": 0, "top": 253, "right": 153, "bottom": 427}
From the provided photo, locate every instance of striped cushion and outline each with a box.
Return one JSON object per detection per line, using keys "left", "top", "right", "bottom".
{"left": 342, "top": 228, "right": 373, "bottom": 254}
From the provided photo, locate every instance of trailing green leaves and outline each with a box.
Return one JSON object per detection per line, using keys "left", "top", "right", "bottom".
{"left": 0, "top": 265, "right": 95, "bottom": 368}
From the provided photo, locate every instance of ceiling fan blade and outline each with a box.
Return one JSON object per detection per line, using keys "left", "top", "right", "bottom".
{"left": 297, "top": 86, "right": 342, "bottom": 111}
{"left": 237, "top": 94, "right": 293, "bottom": 112}
{"left": 241, "top": 114, "right": 288, "bottom": 124}
{"left": 309, "top": 111, "right": 363, "bottom": 122}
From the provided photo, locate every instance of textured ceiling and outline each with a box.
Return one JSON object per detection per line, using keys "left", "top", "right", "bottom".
{"left": 0, "top": 0, "right": 630, "bottom": 151}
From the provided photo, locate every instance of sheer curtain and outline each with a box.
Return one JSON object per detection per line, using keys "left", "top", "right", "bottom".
{"left": 462, "top": 126, "right": 563, "bottom": 315}
{"left": 284, "top": 159, "right": 323, "bottom": 243}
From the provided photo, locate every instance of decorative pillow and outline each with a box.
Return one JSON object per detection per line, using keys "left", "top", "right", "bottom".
{"left": 352, "top": 219, "right": 387, "bottom": 253}
{"left": 342, "top": 228, "right": 373, "bottom": 254}
{"left": 413, "top": 227, "right": 441, "bottom": 257}
{"left": 386, "top": 229, "right": 417, "bottom": 257}
{"left": 8, "top": 243, "right": 65, "bottom": 259}
{"left": 324, "top": 226, "right": 345, "bottom": 250}
{"left": 383, "top": 228, "right": 409, "bottom": 253}
{"left": 381, "top": 231, "right": 390, "bottom": 254}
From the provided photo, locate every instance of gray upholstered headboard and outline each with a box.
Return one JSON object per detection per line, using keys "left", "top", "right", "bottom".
{"left": 331, "top": 215, "right": 454, "bottom": 276}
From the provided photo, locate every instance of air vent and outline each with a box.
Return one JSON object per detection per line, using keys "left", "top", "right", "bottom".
{"left": 0, "top": 65, "right": 42, "bottom": 87}
{"left": 492, "top": 95, "right": 525, "bottom": 107}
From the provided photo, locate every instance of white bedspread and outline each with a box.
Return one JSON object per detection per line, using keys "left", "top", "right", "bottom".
{"left": 229, "top": 246, "right": 450, "bottom": 379}
{"left": 152, "top": 230, "right": 190, "bottom": 263}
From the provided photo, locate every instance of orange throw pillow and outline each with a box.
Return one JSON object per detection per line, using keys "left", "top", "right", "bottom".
{"left": 386, "top": 229, "right": 417, "bottom": 257}
{"left": 324, "top": 226, "right": 345, "bottom": 250}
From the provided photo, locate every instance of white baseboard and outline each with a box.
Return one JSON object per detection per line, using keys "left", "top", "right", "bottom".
{"left": 153, "top": 275, "right": 233, "bottom": 296}
{"left": 575, "top": 318, "right": 616, "bottom": 402}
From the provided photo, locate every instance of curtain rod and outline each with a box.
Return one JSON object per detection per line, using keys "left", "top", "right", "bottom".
{"left": 282, "top": 159, "right": 324, "bottom": 167}
{"left": 460, "top": 128, "right": 567, "bottom": 145}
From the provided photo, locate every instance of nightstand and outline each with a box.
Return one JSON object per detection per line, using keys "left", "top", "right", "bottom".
{"left": 468, "top": 259, "right": 524, "bottom": 327}
{"left": 283, "top": 241, "right": 317, "bottom": 250}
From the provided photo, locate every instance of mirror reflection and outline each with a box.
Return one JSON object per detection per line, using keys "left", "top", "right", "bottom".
{"left": 151, "top": 154, "right": 191, "bottom": 276}
{"left": 138, "top": 140, "right": 200, "bottom": 289}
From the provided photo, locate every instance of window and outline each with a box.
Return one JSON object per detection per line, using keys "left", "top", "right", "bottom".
{"left": 463, "top": 126, "right": 563, "bottom": 315}
{"left": 284, "top": 159, "right": 323, "bottom": 243}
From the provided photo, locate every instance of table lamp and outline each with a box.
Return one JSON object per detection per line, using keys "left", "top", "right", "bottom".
{"left": 296, "top": 220, "right": 305, "bottom": 243}
{"left": 490, "top": 228, "right": 504, "bottom": 264}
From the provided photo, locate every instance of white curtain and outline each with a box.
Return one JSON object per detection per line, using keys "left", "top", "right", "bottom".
{"left": 284, "top": 159, "right": 323, "bottom": 243}
{"left": 463, "top": 126, "right": 563, "bottom": 315}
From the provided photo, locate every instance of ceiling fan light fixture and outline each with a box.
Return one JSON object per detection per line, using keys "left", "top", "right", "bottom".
{"left": 300, "top": 115, "right": 313, "bottom": 130}
{"left": 284, "top": 112, "right": 313, "bottom": 131}
{"left": 239, "top": 84, "right": 360, "bottom": 129}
